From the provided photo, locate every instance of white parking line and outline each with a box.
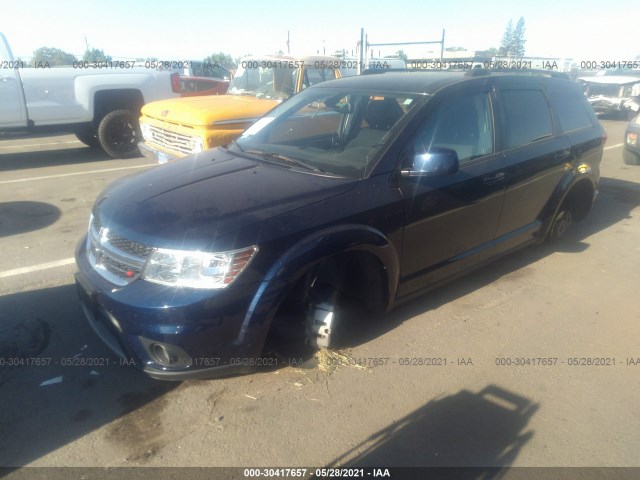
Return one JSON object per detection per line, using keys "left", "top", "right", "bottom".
{"left": 0, "top": 140, "right": 81, "bottom": 150}
{"left": 0, "top": 163, "right": 155, "bottom": 185}
{"left": 0, "top": 258, "right": 76, "bottom": 278}
{"left": 604, "top": 143, "right": 623, "bottom": 151}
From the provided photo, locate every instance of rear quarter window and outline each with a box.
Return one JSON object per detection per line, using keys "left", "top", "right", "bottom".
{"left": 501, "top": 89, "right": 553, "bottom": 149}
{"left": 546, "top": 89, "right": 595, "bottom": 132}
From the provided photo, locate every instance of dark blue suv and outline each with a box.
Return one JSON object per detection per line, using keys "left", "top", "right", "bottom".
{"left": 75, "top": 70, "right": 605, "bottom": 379}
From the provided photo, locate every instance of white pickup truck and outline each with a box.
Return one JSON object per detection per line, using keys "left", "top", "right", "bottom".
{"left": 0, "top": 32, "right": 182, "bottom": 158}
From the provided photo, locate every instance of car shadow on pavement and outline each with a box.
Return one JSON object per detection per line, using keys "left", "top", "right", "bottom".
{"left": 0, "top": 283, "right": 177, "bottom": 468}
{"left": 0, "top": 201, "right": 62, "bottom": 238}
{"left": 328, "top": 384, "right": 538, "bottom": 473}
{"left": 0, "top": 146, "right": 117, "bottom": 172}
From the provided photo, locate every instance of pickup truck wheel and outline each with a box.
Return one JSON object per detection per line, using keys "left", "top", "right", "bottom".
{"left": 305, "top": 260, "right": 344, "bottom": 349}
{"left": 97, "top": 109, "right": 141, "bottom": 158}
{"left": 74, "top": 128, "right": 100, "bottom": 148}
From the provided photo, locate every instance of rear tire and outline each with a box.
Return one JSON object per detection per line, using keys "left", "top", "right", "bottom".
{"left": 625, "top": 110, "right": 637, "bottom": 122}
{"left": 97, "top": 109, "right": 141, "bottom": 158}
{"left": 547, "top": 208, "right": 573, "bottom": 243}
{"left": 74, "top": 127, "right": 100, "bottom": 148}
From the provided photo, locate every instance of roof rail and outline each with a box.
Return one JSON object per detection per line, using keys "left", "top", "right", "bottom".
{"left": 464, "top": 68, "right": 569, "bottom": 79}
{"left": 361, "top": 68, "right": 411, "bottom": 75}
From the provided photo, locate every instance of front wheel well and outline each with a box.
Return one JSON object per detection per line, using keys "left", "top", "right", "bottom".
{"left": 562, "top": 179, "right": 595, "bottom": 222}
{"left": 284, "top": 250, "right": 391, "bottom": 314}
{"left": 266, "top": 250, "right": 390, "bottom": 350}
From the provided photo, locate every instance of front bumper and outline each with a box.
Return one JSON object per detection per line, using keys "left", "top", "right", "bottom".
{"left": 138, "top": 141, "right": 182, "bottom": 164}
{"left": 74, "top": 236, "right": 266, "bottom": 380}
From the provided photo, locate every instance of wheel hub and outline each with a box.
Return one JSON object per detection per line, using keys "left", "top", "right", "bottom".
{"left": 305, "top": 302, "right": 335, "bottom": 348}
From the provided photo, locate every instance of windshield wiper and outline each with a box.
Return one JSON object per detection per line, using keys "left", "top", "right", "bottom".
{"left": 244, "top": 150, "right": 325, "bottom": 173}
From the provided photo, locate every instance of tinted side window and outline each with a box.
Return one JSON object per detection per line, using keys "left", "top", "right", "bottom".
{"left": 414, "top": 92, "right": 494, "bottom": 164}
{"left": 546, "top": 90, "right": 594, "bottom": 132}
{"left": 304, "top": 68, "right": 337, "bottom": 88}
{"left": 502, "top": 89, "right": 553, "bottom": 148}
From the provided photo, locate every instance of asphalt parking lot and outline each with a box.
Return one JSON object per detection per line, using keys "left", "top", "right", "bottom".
{"left": 0, "top": 120, "right": 639, "bottom": 471}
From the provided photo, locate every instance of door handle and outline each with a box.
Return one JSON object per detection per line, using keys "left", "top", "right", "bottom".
{"left": 483, "top": 172, "right": 505, "bottom": 185}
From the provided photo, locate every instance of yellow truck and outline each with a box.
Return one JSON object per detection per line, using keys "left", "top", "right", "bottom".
{"left": 138, "top": 55, "right": 342, "bottom": 162}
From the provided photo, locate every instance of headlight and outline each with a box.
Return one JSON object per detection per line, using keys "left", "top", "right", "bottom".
{"left": 627, "top": 131, "right": 638, "bottom": 147}
{"left": 191, "top": 137, "right": 204, "bottom": 153}
{"left": 140, "top": 122, "right": 152, "bottom": 142}
{"left": 142, "top": 245, "right": 258, "bottom": 289}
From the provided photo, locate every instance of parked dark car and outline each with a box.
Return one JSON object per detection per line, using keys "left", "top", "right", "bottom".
{"left": 624, "top": 114, "right": 640, "bottom": 165}
{"left": 75, "top": 70, "right": 605, "bottom": 380}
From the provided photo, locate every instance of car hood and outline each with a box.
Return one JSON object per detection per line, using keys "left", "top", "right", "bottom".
{"left": 140, "top": 94, "right": 279, "bottom": 127}
{"left": 94, "top": 149, "right": 355, "bottom": 251}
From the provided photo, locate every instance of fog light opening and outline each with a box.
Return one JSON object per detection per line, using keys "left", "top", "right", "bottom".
{"left": 140, "top": 337, "right": 194, "bottom": 369}
{"left": 151, "top": 343, "right": 172, "bottom": 365}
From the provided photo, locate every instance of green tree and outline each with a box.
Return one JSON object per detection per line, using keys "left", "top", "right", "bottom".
{"left": 498, "top": 17, "right": 526, "bottom": 57}
{"left": 203, "top": 52, "right": 237, "bottom": 70}
{"left": 498, "top": 19, "right": 514, "bottom": 56}
{"left": 475, "top": 48, "right": 498, "bottom": 59}
{"left": 32, "top": 47, "right": 76, "bottom": 66}
{"left": 82, "top": 48, "right": 112, "bottom": 62}
{"left": 512, "top": 17, "right": 526, "bottom": 57}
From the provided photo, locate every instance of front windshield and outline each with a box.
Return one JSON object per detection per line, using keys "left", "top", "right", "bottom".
{"left": 235, "top": 88, "right": 423, "bottom": 178}
{"left": 228, "top": 63, "right": 297, "bottom": 100}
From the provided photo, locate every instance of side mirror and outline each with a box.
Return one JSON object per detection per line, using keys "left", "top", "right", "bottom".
{"left": 401, "top": 147, "right": 460, "bottom": 177}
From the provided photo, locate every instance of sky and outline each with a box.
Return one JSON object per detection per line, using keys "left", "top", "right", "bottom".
{"left": 2, "top": 0, "right": 639, "bottom": 63}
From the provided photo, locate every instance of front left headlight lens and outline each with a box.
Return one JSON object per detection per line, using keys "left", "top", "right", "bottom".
{"left": 191, "top": 137, "right": 204, "bottom": 153}
{"left": 140, "top": 122, "right": 152, "bottom": 142}
{"left": 141, "top": 245, "right": 258, "bottom": 289}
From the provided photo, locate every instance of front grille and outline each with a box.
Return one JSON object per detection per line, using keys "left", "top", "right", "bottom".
{"left": 148, "top": 125, "right": 201, "bottom": 155}
{"left": 108, "top": 232, "right": 154, "bottom": 258}
{"left": 87, "top": 216, "right": 153, "bottom": 286}
{"left": 101, "top": 254, "right": 141, "bottom": 278}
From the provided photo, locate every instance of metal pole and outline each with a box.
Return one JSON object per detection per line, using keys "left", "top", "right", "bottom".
{"left": 359, "top": 28, "right": 364, "bottom": 74}
{"left": 440, "top": 29, "right": 445, "bottom": 63}
{"left": 365, "top": 34, "right": 369, "bottom": 66}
